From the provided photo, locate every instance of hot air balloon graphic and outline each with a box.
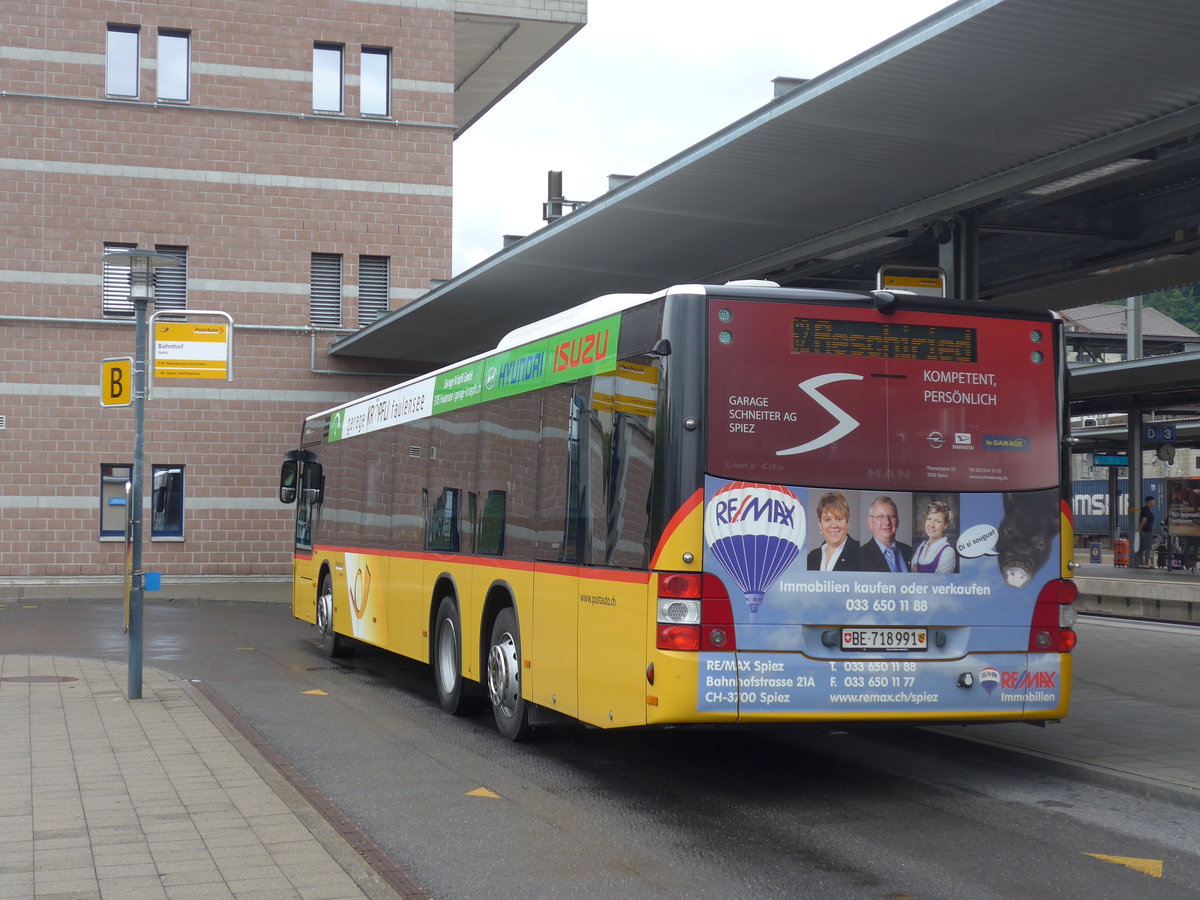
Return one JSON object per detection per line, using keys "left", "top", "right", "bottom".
{"left": 704, "top": 481, "right": 806, "bottom": 622}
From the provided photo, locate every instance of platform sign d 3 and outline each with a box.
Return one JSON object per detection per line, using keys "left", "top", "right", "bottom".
{"left": 153, "top": 321, "right": 230, "bottom": 379}
{"left": 100, "top": 357, "right": 133, "bottom": 407}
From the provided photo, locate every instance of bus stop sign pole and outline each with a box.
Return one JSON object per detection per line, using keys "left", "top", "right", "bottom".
{"left": 127, "top": 290, "right": 148, "bottom": 700}
{"left": 102, "top": 249, "right": 182, "bottom": 701}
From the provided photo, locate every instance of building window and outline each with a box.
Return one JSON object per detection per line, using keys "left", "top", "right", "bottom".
{"left": 313, "top": 43, "right": 344, "bottom": 112}
{"left": 157, "top": 30, "right": 190, "bottom": 101}
{"left": 102, "top": 243, "right": 188, "bottom": 316}
{"left": 152, "top": 465, "right": 185, "bottom": 539}
{"left": 100, "top": 464, "right": 185, "bottom": 539}
{"left": 358, "top": 255, "right": 389, "bottom": 325}
{"left": 361, "top": 48, "right": 391, "bottom": 116}
{"left": 106, "top": 25, "right": 140, "bottom": 97}
{"left": 100, "top": 464, "right": 132, "bottom": 538}
{"left": 310, "top": 253, "right": 343, "bottom": 326}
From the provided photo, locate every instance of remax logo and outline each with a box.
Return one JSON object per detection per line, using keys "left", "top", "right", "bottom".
{"left": 776, "top": 373, "right": 863, "bottom": 456}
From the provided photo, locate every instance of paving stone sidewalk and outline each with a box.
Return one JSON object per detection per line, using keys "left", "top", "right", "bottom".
{"left": 0, "top": 655, "right": 398, "bottom": 900}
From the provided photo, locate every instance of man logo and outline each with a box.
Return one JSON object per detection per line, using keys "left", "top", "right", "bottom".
{"left": 776, "top": 373, "right": 863, "bottom": 456}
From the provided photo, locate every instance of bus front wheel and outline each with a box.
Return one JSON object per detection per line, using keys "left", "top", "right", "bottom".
{"left": 316, "top": 574, "right": 352, "bottom": 658}
{"left": 433, "top": 596, "right": 468, "bottom": 715}
{"left": 487, "top": 607, "right": 530, "bottom": 741}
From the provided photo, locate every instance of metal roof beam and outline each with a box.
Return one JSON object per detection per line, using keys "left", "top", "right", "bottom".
{"left": 705, "top": 102, "right": 1200, "bottom": 285}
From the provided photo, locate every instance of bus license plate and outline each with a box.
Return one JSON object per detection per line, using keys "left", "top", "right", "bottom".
{"left": 841, "top": 627, "right": 927, "bottom": 651}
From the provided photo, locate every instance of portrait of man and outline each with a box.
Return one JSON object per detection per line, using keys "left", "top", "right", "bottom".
{"left": 859, "top": 495, "right": 912, "bottom": 573}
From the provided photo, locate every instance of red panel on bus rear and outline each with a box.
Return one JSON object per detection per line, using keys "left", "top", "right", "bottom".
{"left": 706, "top": 300, "right": 1058, "bottom": 492}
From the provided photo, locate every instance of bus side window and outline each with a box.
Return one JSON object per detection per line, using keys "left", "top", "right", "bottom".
{"left": 295, "top": 461, "right": 323, "bottom": 551}
{"left": 561, "top": 390, "right": 602, "bottom": 563}
{"left": 426, "top": 487, "right": 460, "bottom": 552}
{"left": 477, "top": 490, "right": 506, "bottom": 556}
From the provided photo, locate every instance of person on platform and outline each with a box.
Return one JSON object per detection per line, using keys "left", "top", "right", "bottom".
{"left": 911, "top": 500, "right": 958, "bottom": 574}
{"left": 807, "top": 491, "right": 860, "bottom": 571}
{"left": 1137, "top": 495, "right": 1156, "bottom": 568}
{"left": 859, "top": 496, "right": 912, "bottom": 573}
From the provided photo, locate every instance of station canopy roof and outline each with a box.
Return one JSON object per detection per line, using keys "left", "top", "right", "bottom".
{"left": 453, "top": 6, "right": 585, "bottom": 135}
{"left": 338, "top": 0, "right": 1200, "bottom": 374}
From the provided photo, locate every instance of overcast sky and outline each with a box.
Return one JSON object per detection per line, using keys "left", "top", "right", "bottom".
{"left": 451, "top": 0, "right": 958, "bottom": 274}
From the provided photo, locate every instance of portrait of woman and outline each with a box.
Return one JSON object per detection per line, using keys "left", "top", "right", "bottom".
{"left": 807, "top": 490, "right": 860, "bottom": 571}
{"left": 911, "top": 498, "right": 958, "bottom": 574}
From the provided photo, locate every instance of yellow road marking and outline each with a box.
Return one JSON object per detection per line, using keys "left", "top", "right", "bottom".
{"left": 1082, "top": 853, "right": 1163, "bottom": 878}
{"left": 466, "top": 787, "right": 500, "bottom": 799}
{"left": 302, "top": 689, "right": 328, "bottom": 696}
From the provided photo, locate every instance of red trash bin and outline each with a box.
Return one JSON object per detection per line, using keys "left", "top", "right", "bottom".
{"left": 1113, "top": 538, "right": 1129, "bottom": 567}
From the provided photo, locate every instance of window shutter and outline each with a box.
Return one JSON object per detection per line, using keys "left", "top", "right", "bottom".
{"left": 358, "top": 255, "right": 389, "bottom": 325}
{"left": 310, "top": 253, "right": 343, "bottom": 327}
{"left": 153, "top": 245, "right": 187, "bottom": 311}
{"left": 102, "top": 242, "right": 136, "bottom": 317}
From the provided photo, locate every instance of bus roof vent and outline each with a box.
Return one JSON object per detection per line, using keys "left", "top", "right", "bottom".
{"left": 724, "top": 279, "right": 780, "bottom": 287}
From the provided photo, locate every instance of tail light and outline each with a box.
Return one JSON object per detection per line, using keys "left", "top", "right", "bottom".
{"left": 656, "top": 573, "right": 737, "bottom": 651}
{"left": 1028, "top": 578, "right": 1078, "bottom": 653}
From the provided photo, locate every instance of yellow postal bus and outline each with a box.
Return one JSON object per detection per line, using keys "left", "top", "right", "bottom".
{"left": 280, "top": 283, "right": 1077, "bottom": 740}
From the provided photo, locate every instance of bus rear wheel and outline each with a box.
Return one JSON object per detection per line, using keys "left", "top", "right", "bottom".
{"left": 433, "top": 596, "right": 468, "bottom": 715}
{"left": 487, "top": 607, "right": 530, "bottom": 741}
{"left": 316, "top": 573, "right": 352, "bottom": 658}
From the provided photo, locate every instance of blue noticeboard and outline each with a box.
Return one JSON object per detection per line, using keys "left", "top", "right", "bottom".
{"left": 1093, "top": 454, "right": 1129, "bottom": 466}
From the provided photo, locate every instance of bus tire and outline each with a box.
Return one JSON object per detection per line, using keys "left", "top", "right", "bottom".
{"left": 317, "top": 573, "right": 352, "bottom": 658}
{"left": 487, "top": 607, "right": 531, "bottom": 741}
{"left": 433, "top": 596, "right": 468, "bottom": 715}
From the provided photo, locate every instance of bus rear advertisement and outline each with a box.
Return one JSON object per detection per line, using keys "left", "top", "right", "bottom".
{"left": 280, "top": 283, "right": 1077, "bottom": 739}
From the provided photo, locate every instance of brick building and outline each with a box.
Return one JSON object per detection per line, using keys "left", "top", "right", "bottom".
{"left": 1, "top": 0, "right": 585, "bottom": 581}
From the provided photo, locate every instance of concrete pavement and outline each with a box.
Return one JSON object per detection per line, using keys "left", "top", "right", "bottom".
{"left": 0, "top": 566, "right": 1196, "bottom": 898}
{"left": 927, "top": 617, "right": 1200, "bottom": 805}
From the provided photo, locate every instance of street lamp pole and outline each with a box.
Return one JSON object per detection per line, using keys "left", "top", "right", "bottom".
{"left": 101, "top": 249, "right": 181, "bottom": 700}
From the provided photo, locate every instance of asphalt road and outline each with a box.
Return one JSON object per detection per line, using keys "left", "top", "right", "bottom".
{"left": 2, "top": 600, "right": 1198, "bottom": 899}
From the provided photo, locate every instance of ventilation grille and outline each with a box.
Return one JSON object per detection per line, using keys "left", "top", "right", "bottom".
{"left": 310, "top": 253, "right": 343, "bottom": 327}
{"left": 358, "top": 255, "right": 389, "bottom": 326}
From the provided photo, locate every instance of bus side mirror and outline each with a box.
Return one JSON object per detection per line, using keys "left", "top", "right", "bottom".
{"left": 279, "top": 459, "right": 298, "bottom": 504}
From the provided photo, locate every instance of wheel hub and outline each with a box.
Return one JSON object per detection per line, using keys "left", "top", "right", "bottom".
{"left": 487, "top": 631, "right": 519, "bottom": 715}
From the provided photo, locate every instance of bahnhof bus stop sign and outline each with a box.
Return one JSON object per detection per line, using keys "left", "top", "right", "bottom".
{"left": 150, "top": 312, "right": 234, "bottom": 382}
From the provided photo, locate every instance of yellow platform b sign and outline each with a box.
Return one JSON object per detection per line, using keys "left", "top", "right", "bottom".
{"left": 101, "top": 357, "right": 133, "bottom": 407}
